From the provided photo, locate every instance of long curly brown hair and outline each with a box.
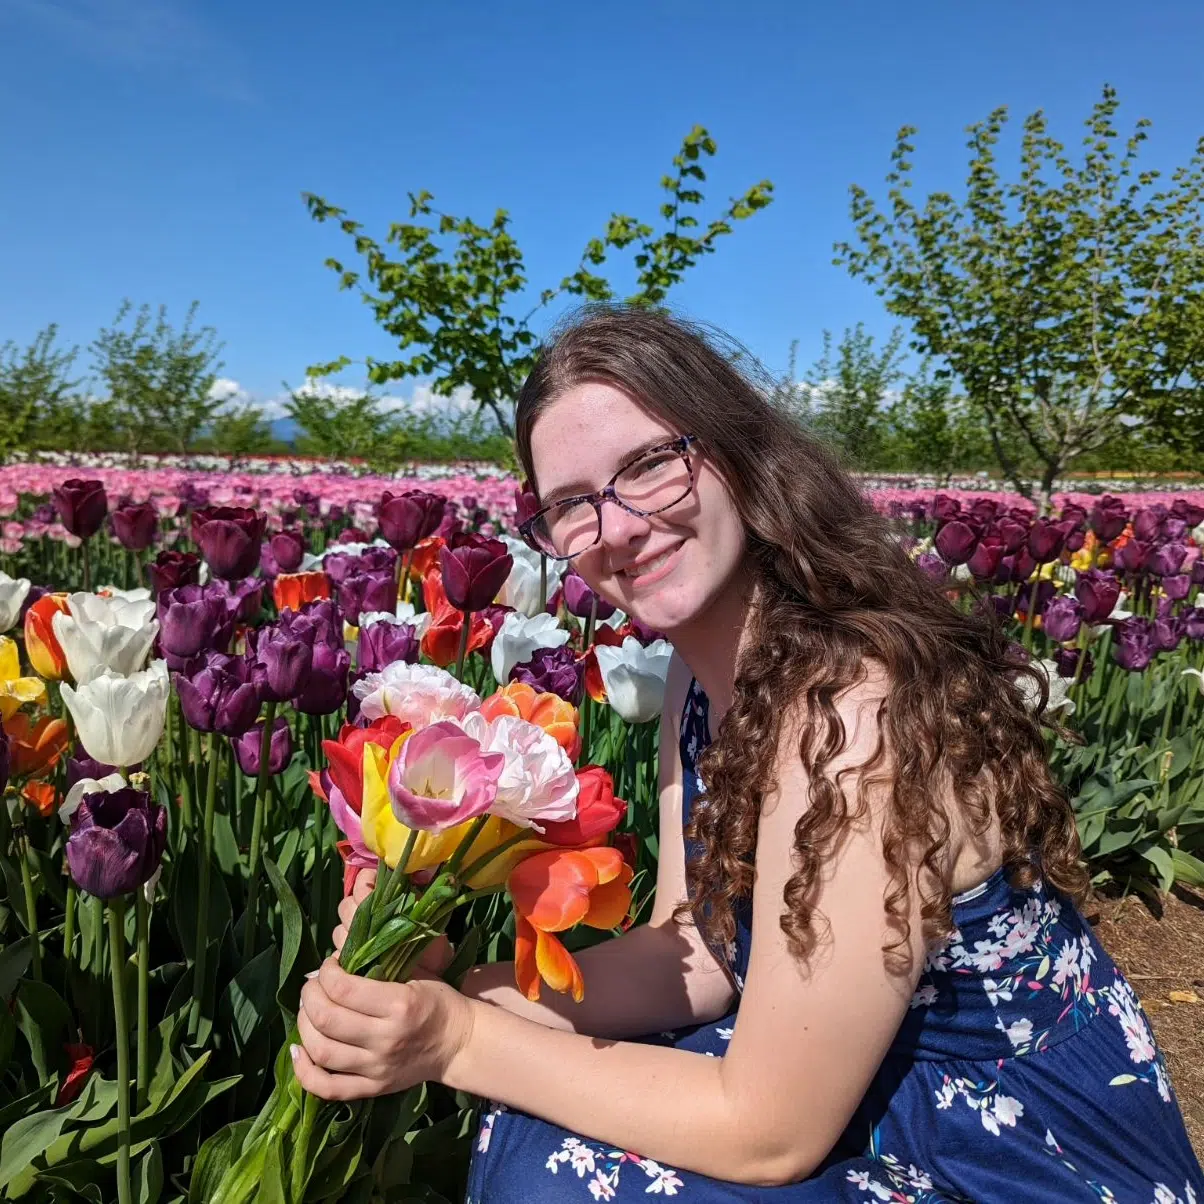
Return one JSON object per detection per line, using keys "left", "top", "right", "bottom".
{"left": 515, "top": 304, "right": 1087, "bottom": 963}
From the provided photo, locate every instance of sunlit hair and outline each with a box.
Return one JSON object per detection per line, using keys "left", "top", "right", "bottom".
{"left": 514, "top": 303, "right": 1087, "bottom": 964}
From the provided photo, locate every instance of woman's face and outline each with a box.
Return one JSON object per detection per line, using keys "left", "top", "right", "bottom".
{"left": 528, "top": 380, "right": 746, "bottom": 635}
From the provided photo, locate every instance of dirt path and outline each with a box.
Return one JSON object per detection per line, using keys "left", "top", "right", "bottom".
{"left": 1091, "top": 885, "right": 1204, "bottom": 1157}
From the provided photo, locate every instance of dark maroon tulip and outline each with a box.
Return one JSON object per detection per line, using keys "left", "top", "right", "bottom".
{"left": 966, "top": 536, "right": 1004, "bottom": 580}
{"left": 1013, "top": 549, "right": 1038, "bottom": 582}
{"left": 510, "top": 644, "right": 585, "bottom": 706}
{"left": 1112, "top": 539, "right": 1148, "bottom": 574}
{"left": 1113, "top": 617, "right": 1154, "bottom": 672}
{"left": 1054, "top": 647, "right": 1093, "bottom": 681}
{"left": 1183, "top": 606, "right": 1204, "bottom": 641}
{"left": 1153, "top": 615, "right": 1184, "bottom": 653}
{"left": 1193, "top": 560, "right": 1204, "bottom": 587}
{"left": 148, "top": 550, "right": 201, "bottom": 596}
{"left": 65, "top": 787, "right": 166, "bottom": 899}
{"left": 232, "top": 716, "right": 293, "bottom": 776}
{"left": 337, "top": 572, "right": 397, "bottom": 626}
{"left": 1133, "top": 506, "right": 1166, "bottom": 542}
{"left": 1027, "top": 519, "right": 1065, "bottom": 563}
{"left": 515, "top": 481, "right": 540, "bottom": 528}
{"left": 996, "top": 519, "right": 1027, "bottom": 554}
{"left": 157, "top": 584, "right": 238, "bottom": 667}
{"left": 1064, "top": 528, "right": 1085, "bottom": 553}
{"left": 358, "top": 619, "right": 420, "bottom": 673}
{"left": 377, "top": 489, "right": 445, "bottom": 552}
{"left": 436, "top": 508, "right": 463, "bottom": 541}
{"left": 53, "top": 479, "right": 108, "bottom": 539}
{"left": 970, "top": 499, "right": 1000, "bottom": 526}
{"left": 1041, "top": 596, "right": 1083, "bottom": 644}
{"left": 209, "top": 577, "right": 266, "bottom": 625}
{"left": 193, "top": 507, "right": 266, "bottom": 580}
{"left": 1163, "top": 574, "right": 1192, "bottom": 601}
{"left": 1016, "top": 579, "right": 1055, "bottom": 618}
{"left": 1074, "top": 569, "right": 1121, "bottom": 623}
{"left": 935, "top": 520, "right": 978, "bottom": 566}
{"left": 248, "top": 620, "right": 314, "bottom": 702}
{"left": 175, "top": 652, "right": 261, "bottom": 735}
{"left": 916, "top": 553, "right": 948, "bottom": 584}
{"left": 931, "top": 494, "right": 961, "bottom": 522}
{"left": 336, "top": 526, "right": 370, "bottom": 544}
{"left": 1146, "top": 543, "right": 1187, "bottom": 578}
{"left": 1089, "top": 501, "right": 1128, "bottom": 542}
{"left": 1171, "top": 499, "right": 1204, "bottom": 528}
{"left": 544, "top": 585, "right": 564, "bottom": 617}
{"left": 562, "top": 569, "right": 617, "bottom": 620}
{"left": 111, "top": 502, "right": 158, "bottom": 551}
{"left": 439, "top": 533, "right": 512, "bottom": 612}
{"left": 1059, "top": 504, "right": 1088, "bottom": 530}
{"left": 481, "top": 603, "right": 514, "bottom": 636}
{"left": 270, "top": 530, "right": 306, "bottom": 574}
{"left": 293, "top": 641, "right": 351, "bottom": 715}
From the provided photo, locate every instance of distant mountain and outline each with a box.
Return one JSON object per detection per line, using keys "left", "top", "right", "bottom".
{"left": 269, "top": 417, "right": 299, "bottom": 444}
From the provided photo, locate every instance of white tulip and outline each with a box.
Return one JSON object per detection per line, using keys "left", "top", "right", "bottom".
{"left": 0, "top": 571, "right": 31, "bottom": 632}
{"left": 360, "top": 601, "right": 432, "bottom": 641}
{"left": 493, "top": 535, "right": 564, "bottom": 617}
{"left": 1014, "top": 657, "right": 1075, "bottom": 716}
{"left": 594, "top": 637, "right": 673, "bottom": 723}
{"left": 490, "top": 611, "right": 570, "bottom": 685}
{"left": 1182, "top": 667, "right": 1204, "bottom": 695}
{"left": 53, "top": 591, "right": 159, "bottom": 682}
{"left": 61, "top": 660, "right": 170, "bottom": 767}
{"left": 59, "top": 772, "right": 128, "bottom": 824}
{"left": 97, "top": 585, "right": 152, "bottom": 604}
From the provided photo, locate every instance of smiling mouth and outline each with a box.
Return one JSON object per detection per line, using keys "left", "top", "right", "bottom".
{"left": 619, "top": 543, "right": 682, "bottom": 580}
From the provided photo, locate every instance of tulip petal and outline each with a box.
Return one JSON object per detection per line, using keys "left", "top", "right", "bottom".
{"left": 514, "top": 913, "right": 541, "bottom": 1001}
{"left": 534, "top": 928, "right": 584, "bottom": 1003}
{"left": 508, "top": 849, "right": 597, "bottom": 932}
{"left": 581, "top": 868, "right": 633, "bottom": 931}
{"left": 579, "top": 845, "right": 626, "bottom": 885}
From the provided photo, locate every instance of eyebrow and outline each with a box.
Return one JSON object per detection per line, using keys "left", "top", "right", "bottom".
{"left": 538, "top": 436, "right": 677, "bottom": 507}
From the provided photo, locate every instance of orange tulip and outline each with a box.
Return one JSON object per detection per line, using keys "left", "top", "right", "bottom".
{"left": 480, "top": 681, "right": 581, "bottom": 760}
{"left": 22, "top": 780, "right": 57, "bottom": 817}
{"left": 509, "top": 846, "right": 633, "bottom": 1002}
{"left": 419, "top": 570, "right": 492, "bottom": 668}
{"left": 409, "top": 536, "right": 445, "bottom": 581}
{"left": 24, "top": 593, "right": 71, "bottom": 680}
{"left": 578, "top": 647, "right": 607, "bottom": 705}
{"left": 5, "top": 711, "right": 70, "bottom": 780}
{"left": 273, "top": 571, "right": 331, "bottom": 612}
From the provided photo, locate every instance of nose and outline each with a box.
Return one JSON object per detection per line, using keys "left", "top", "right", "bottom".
{"left": 597, "top": 498, "right": 651, "bottom": 552}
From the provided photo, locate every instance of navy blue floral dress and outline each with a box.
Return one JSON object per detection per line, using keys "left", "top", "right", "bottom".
{"left": 466, "top": 680, "right": 1203, "bottom": 1202}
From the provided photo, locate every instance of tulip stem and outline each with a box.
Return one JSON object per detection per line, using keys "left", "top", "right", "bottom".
{"left": 189, "top": 732, "right": 220, "bottom": 1040}
{"left": 82, "top": 539, "right": 92, "bottom": 593}
{"left": 454, "top": 612, "right": 472, "bottom": 680}
{"left": 108, "top": 897, "right": 133, "bottom": 1204}
{"left": 457, "top": 830, "right": 530, "bottom": 886}
{"left": 243, "top": 701, "right": 278, "bottom": 964}
{"left": 445, "top": 814, "right": 491, "bottom": 877}
{"left": 17, "top": 826, "right": 42, "bottom": 982}
{"left": 64, "top": 880, "right": 77, "bottom": 964}
{"left": 91, "top": 894, "right": 105, "bottom": 980}
{"left": 135, "top": 889, "right": 150, "bottom": 1109}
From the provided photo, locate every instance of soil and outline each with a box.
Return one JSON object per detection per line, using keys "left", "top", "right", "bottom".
{"left": 1090, "top": 883, "right": 1204, "bottom": 1158}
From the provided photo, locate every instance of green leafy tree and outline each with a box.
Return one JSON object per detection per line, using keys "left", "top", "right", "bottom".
{"left": 90, "top": 301, "right": 225, "bottom": 456}
{"left": 801, "top": 324, "right": 905, "bottom": 467}
{"left": 283, "top": 384, "right": 399, "bottom": 463}
{"left": 302, "top": 126, "right": 773, "bottom": 436}
{"left": 837, "top": 86, "right": 1204, "bottom": 506}
{"left": 206, "top": 404, "right": 280, "bottom": 462}
{"left": 883, "top": 366, "right": 996, "bottom": 479}
{"left": 0, "top": 326, "right": 80, "bottom": 459}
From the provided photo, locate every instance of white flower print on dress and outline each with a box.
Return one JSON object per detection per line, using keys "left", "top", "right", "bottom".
{"left": 542, "top": 1138, "right": 687, "bottom": 1198}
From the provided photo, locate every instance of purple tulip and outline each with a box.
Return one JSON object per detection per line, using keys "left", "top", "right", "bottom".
{"left": 111, "top": 502, "right": 158, "bottom": 551}
{"left": 1112, "top": 539, "right": 1148, "bottom": 574}
{"left": 510, "top": 644, "right": 585, "bottom": 706}
{"left": 1054, "top": 647, "right": 1094, "bottom": 681}
{"left": 1113, "top": 617, "right": 1154, "bottom": 672}
{"left": 232, "top": 716, "right": 293, "bottom": 776}
{"left": 377, "top": 490, "right": 445, "bottom": 552}
{"left": 337, "top": 571, "right": 398, "bottom": 626}
{"left": 916, "top": 553, "right": 948, "bottom": 584}
{"left": 1027, "top": 519, "right": 1065, "bottom": 563}
{"left": 1013, "top": 549, "right": 1038, "bottom": 582}
{"left": 148, "top": 550, "right": 201, "bottom": 596}
{"left": 1016, "top": 579, "right": 1055, "bottom": 618}
{"left": 628, "top": 617, "right": 668, "bottom": 644}
{"left": 1063, "top": 528, "right": 1085, "bottom": 553}
{"left": 53, "top": 479, "right": 109, "bottom": 540}
{"left": 1171, "top": 499, "right": 1204, "bottom": 528}
{"left": 935, "top": 520, "right": 978, "bottom": 566}
{"left": 293, "top": 641, "right": 351, "bottom": 715}
{"left": 248, "top": 619, "right": 315, "bottom": 703}
{"left": 1183, "top": 606, "right": 1204, "bottom": 641}
{"left": 1089, "top": 498, "right": 1129, "bottom": 542}
{"left": 1161, "top": 518, "right": 1188, "bottom": 543}
{"left": 1074, "top": 569, "right": 1121, "bottom": 623}
{"left": 270, "top": 530, "right": 306, "bottom": 574}
{"left": 439, "top": 533, "right": 512, "bottom": 612}
{"left": 193, "top": 506, "right": 266, "bottom": 581}
{"left": 1041, "top": 596, "right": 1083, "bottom": 644}
{"left": 1146, "top": 543, "right": 1187, "bottom": 578}
{"left": 562, "top": 569, "right": 617, "bottom": 620}
{"left": 175, "top": 652, "right": 262, "bottom": 735}
{"left": 66, "top": 751, "right": 123, "bottom": 791}
{"left": 259, "top": 542, "right": 280, "bottom": 579}
{"left": 1153, "top": 615, "right": 1184, "bottom": 653}
{"left": 1133, "top": 506, "right": 1166, "bottom": 542}
{"left": 209, "top": 577, "right": 266, "bottom": 625}
{"left": 987, "top": 592, "right": 1016, "bottom": 622}
{"left": 19, "top": 585, "right": 50, "bottom": 626}
{"left": 65, "top": 787, "right": 166, "bottom": 899}
{"left": 158, "top": 584, "right": 238, "bottom": 666}
{"left": 1162, "top": 574, "right": 1192, "bottom": 601}
{"left": 996, "top": 519, "right": 1027, "bottom": 554}
{"left": 358, "top": 620, "right": 420, "bottom": 673}
{"left": 966, "top": 537, "right": 1003, "bottom": 580}
{"left": 931, "top": 494, "right": 961, "bottom": 522}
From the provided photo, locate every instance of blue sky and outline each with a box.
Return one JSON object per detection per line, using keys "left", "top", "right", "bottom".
{"left": 2, "top": 0, "right": 1202, "bottom": 415}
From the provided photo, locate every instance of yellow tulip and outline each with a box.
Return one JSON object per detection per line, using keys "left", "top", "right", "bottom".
{"left": 0, "top": 636, "right": 47, "bottom": 720}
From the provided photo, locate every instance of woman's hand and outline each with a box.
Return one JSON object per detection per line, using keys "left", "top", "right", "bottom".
{"left": 292, "top": 957, "right": 474, "bottom": 1101}
{"left": 332, "top": 870, "right": 455, "bottom": 975}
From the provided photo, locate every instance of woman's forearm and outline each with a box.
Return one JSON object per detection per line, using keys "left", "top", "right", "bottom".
{"left": 443, "top": 998, "right": 796, "bottom": 1185}
{"left": 460, "top": 920, "right": 735, "bottom": 1038}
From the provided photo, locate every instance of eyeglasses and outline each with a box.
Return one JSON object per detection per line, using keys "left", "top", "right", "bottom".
{"left": 519, "top": 435, "right": 698, "bottom": 560}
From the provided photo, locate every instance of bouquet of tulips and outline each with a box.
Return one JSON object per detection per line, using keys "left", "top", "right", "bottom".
{"left": 195, "top": 662, "right": 631, "bottom": 1202}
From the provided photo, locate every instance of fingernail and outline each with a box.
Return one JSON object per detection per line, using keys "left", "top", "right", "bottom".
{"left": 305, "top": 970, "right": 319, "bottom": 979}
{"left": 289, "top": 1044, "right": 300, "bottom": 1061}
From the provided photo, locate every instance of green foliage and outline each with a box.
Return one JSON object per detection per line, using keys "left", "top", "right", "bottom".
{"left": 837, "top": 85, "right": 1204, "bottom": 504}
{"left": 0, "top": 326, "right": 81, "bottom": 462}
{"left": 90, "top": 301, "right": 225, "bottom": 457}
{"left": 203, "top": 404, "right": 281, "bottom": 461}
{"left": 303, "top": 126, "right": 773, "bottom": 435}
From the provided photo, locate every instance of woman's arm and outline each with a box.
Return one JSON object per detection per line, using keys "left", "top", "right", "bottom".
{"left": 295, "top": 673, "right": 927, "bottom": 1185}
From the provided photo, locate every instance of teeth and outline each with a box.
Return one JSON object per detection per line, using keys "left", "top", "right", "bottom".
{"left": 625, "top": 547, "right": 677, "bottom": 578}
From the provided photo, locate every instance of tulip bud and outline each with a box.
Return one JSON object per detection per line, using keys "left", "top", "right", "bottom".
{"left": 232, "top": 716, "right": 293, "bottom": 776}
{"left": 357, "top": 618, "right": 420, "bottom": 673}
{"left": 538, "top": 765, "right": 627, "bottom": 846}
{"left": 439, "top": 533, "right": 513, "bottom": 613}
{"left": 147, "top": 550, "right": 201, "bottom": 596}
{"left": 511, "top": 644, "right": 585, "bottom": 706}
{"left": 1041, "top": 596, "right": 1083, "bottom": 644}
{"left": 293, "top": 641, "right": 351, "bottom": 716}
{"left": 377, "top": 489, "right": 445, "bottom": 552}
{"left": 193, "top": 507, "right": 266, "bottom": 580}
{"left": 53, "top": 479, "right": 108, "bottom": 540}
{"left": 65, "top": 785, "right": 166, "bottom": 899}
{"left": 110, "top": 501, "right": 159, "bottom": 551}
{"left": 562, "top": 570, "right": 617, "bottom": 620}
{"left": 269, "top": 530, "right": 307, "bottom": 574}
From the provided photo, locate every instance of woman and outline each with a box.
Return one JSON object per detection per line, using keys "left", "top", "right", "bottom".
{"left": 291, "top": 306, "right": 1203, "bottom": 1201}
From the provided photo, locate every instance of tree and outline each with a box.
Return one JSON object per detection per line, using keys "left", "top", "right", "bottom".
{"left": 0, "top": 326, "right": 80, "bottom": 460}
{"left": 883, "top": 365, "right": 995, "bottom": 480}
{"left": 302, "top": 126, "right": 773, "bottom": 436}
{"left": 206, "top": 405, "right": 279, "bottom": 462}
{"left": 801, "top": 324, "right": 905, "bottom": 466}
{"left": 90, "top": 302, "right": 225, "bottom": 456}
{"left": 837, "top": 86, "right": 1204, "bottom": 507}
{"left": 283, "top": 383, "right": 399, "bottom": 464}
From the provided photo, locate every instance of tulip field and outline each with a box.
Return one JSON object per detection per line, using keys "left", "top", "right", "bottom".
{"left": 0, "top": 460, "right": 1202, "bottom": 1201}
